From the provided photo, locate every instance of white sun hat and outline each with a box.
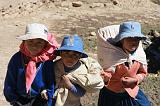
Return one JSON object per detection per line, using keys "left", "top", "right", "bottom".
{"left": 16, "top": 23, "right": 49, "bottom": 42}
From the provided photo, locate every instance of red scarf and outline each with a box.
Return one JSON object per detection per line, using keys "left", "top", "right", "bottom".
{"left": 20, "top": 33, "right": 59, "bottom": 93}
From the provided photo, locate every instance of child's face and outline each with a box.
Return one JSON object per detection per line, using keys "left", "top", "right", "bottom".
{"left": 25, "top": 38, "right": 47, "bottom": 56}
{"left": 60, "top": 51, "right": 81, "bottom": 67}
{"left": 121, "top": 37, "right": 140, "bottom": 54}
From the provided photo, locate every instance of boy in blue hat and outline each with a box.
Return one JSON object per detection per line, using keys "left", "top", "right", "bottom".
{"left": 97, "top": 21, "right": 151, "bottom": 106}
{"left": 51, "top": 35, "right": 104, "bottom": 106}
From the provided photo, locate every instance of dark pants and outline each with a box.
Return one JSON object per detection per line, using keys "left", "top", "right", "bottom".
{"left": 98, "top": 87, "right": 151, "bottom": 106}
{"left": 12, "top": 95, "right": 48, "bottom": 106}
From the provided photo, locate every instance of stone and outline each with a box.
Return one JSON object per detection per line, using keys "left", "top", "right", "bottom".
{"left": 72, "top": 1, "right": 83, "bottom": 7}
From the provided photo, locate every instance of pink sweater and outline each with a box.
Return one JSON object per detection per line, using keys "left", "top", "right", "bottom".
{"left": 103, "top": 61, "right": 147, "bottom": 98}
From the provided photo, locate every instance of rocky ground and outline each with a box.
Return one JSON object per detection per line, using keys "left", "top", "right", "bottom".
{"left": 0, "top": 0, "right": 160, "bottom": 105}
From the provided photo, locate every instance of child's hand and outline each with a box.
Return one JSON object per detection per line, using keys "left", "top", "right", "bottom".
{"left": 41, "top": 90, "right": 48, "bottom": 100}
{"left": 101, "top": 71, "right": 110, "bottom": 82}
{"left": 101, "top": 70, "right": 112, "bottom": 83}
{"left": 121, "top": 77, "right": 138, "bottom": 89}
{"left": 59, "top": 75, "right": 74, "bottom": 89}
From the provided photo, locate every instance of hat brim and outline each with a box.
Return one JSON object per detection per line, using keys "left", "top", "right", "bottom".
{"left": 115, "top": 32, "right": 146, "bottom": 42}
{"left": 16, "top": 34, "right": 49, "bottom": 43}
{"left": 56, "top": 47, "right": 88, "bottom": 58}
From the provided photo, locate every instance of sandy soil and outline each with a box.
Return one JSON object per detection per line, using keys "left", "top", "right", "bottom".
{"left": 0, "top": 0, "right": 160, "bottom": 105}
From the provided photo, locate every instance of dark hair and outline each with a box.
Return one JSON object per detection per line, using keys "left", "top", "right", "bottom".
{"left": 114, "top": 41, "right": 122, "bottom": 48}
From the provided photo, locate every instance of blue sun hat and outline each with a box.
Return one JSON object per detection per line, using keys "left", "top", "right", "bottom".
{"left": 56, "top": 35, "right": 88, "bottom": 58}
{"left": 114, "top": 21, "right": 146, "bottom": 42}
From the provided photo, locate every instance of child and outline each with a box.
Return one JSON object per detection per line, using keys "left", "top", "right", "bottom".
{"left": 97, "top": 21, "right": 151, "bottom": 106}
{"left": 53, "top": 35, "right": 104, "bottom": 106}
{"left": 3, "top": 23, "right": 59, "bottom": 106}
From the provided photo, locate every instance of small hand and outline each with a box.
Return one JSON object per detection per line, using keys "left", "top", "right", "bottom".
{"left": 100, "top": 71, "right": 112, "bottom": 83}
{"left": 121, "top": 77, "right": 138, "bottom": 89}
{"left": 59, "top": 75, "right": 73, "bottom": 89}
{"left": 41, "top": 90, "right": 48, "bottom": 100}
{"left": 101, "top": 71, "right": 109, "bottom": 82}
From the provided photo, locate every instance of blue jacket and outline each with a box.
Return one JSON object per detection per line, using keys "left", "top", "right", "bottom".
{"left": 3, "top": 52, "right": 54, "bottom": 106}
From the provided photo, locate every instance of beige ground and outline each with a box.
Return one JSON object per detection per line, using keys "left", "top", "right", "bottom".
{"left": 0, "top": 0, "right": 160, "bottom": 105}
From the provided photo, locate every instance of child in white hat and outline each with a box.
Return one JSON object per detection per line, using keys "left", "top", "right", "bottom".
{"left": 3, "top": 23, "right": 59, "bottom": 106}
